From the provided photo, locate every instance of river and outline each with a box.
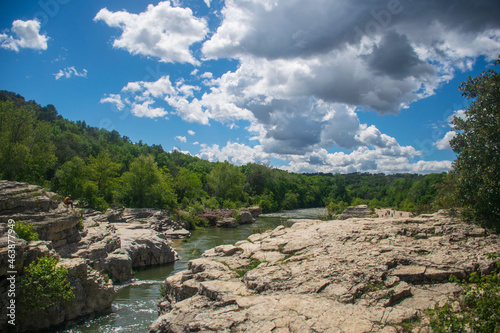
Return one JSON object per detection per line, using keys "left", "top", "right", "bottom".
{"left": 62, "top": 208, "right": 326, "bottom": 333}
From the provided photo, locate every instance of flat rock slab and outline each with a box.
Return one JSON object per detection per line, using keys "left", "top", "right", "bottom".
{"left": 151, "top": 211, "right": 500, "bottom": 333}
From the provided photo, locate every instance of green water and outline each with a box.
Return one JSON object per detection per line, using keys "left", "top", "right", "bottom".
{"left": 62, "top": 208, "right": 326, "bottom": 332}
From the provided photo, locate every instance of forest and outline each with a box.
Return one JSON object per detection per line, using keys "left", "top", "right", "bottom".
{"left": 0, "top": 90, "right": 449, "bottom": 217}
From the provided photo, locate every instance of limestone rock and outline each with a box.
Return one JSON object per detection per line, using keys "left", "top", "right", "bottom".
{"left": 238, "top": 209, "right": 256, "bottom": 224}
{"left": 114, "top": 223, "right": 178, "bottom": 268}
{"left": 217, "top": 217, "right": 238, "bottom": 228}
{"left": 151, "top": 212, "right": 500, "bottom": 333}
{"left": 339, "top": 204, "right": 374, "bottom": 220}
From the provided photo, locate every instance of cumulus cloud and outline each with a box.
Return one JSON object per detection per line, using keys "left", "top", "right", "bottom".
{"left": 0, "top": 19, "right": 49, "bottom": 52}
{"left": 98, "top": 0, "right": 500, "bottom": 173}
{"left": 434, "top": 131, "right": 457, "bottom": 150}
{"left": 131, "top": 100, "right": 168, "bottom": 118}
{"left": 197, "top": 142, "right": 271, "bottom": 166}
{"left": 175, "top": 136, "right": 187, "bottom": 143}
{"left": 187, "top": 130, "right": 195, "bottom": 135}
{"left": 94, "top": 1, "right": 208, "bottom": 64}
{"left": 54, "top": 67, "right": 88, "bottom": 80}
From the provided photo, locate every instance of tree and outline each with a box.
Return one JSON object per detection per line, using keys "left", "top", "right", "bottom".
{"left": 87, "top": 150, "right": 121, "bottom": 202}
{"left": 53, "top": 156, "right": 87, "bottom": 199}
{"left": 207, "top": 161, "right": 246, "bottom": 204}
{"left": 174, "top": 168, "right": 206, "bottom": 204}
{"left": 0, "top": 101, "right": 55, "bottom": 182}
{"left": 450, "top": 57, "right": 500, "bottom": 231}
{"left": 119, "top": 155, "right": 177, "bottom": 209}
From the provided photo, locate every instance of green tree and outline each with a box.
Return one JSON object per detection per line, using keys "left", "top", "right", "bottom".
{"left": 20, "top": 256, "right": 75, "bottom": 311}
{"left": 450, "top": 57, "right": 500, "bottom": 231}
{"left": 119, "top": 155, "right": 177, "bottom": 209}
{"left": 53, "top": 156, "right": 87, "bottom": 199}
{"left": 207, "top": 161, "right": 246, "bottom": 204}
{"left": 174, "top": 168, "right": 206, "bottom": 204}
{"left": 0, "top": 101, "right": 55, "bottom": 182}
{"left": 87, "top": 150, "right": 121, "bottom": 202}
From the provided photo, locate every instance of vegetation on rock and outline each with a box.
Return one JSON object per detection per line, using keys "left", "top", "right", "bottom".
{"left": 20, "top": 256, "right": 75, "bottom": 311}
{"left": 13, "top": 221, "right": 39, "bottom": 241}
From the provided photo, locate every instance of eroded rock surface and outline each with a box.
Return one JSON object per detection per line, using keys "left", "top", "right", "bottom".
{"left": 151, "top": 211, "right": 500, "bottom": 333}
{"left": 0, "top": 181, "right": 179, "bottom": 331}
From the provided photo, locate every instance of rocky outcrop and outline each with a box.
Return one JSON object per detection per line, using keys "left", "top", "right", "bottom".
{"left": 198, "top": 208, "right": 260, "bottom": 227}
{"left": 151, "top": 211, "right": 500, "bottom": 333}
{"left": 0, "top": 180, "right": 82, "bottom": 250}
{"left": 338, "top": 204, "right": 374, "bottom": 220}
{"left": 63, "top": 212, "right": 180, "bottom": 283}
{"left": 0, "top": 234, "right": 115, "bottom": 332}
{"left": 0, "top": 180, "right": 180, "bottom": 331}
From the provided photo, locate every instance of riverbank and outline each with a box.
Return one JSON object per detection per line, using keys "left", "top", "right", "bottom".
{"left": 151, "top": 210, "right": 500, "bottom": 333}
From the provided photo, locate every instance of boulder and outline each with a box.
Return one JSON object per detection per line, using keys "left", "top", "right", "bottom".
{"left": 238, "top": 209, "right": 256, "bottom": 224}
{"left": 216, "top": 217, "right": 238, "bottom": 228}
{"left": 114, "top": 223, "right": 178, "bottom": 268}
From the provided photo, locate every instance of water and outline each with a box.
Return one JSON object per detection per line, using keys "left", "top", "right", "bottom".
{"left": 62, "top": 208, "right": 326, "bottom": 332}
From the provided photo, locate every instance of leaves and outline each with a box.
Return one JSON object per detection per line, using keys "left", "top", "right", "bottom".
{"left": 20, "top": 256, "right": 75, "bottom": 311}
{"left": 450, "top": 57, "right": 500, "bottom": 231}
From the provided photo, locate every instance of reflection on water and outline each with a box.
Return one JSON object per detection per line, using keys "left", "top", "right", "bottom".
{"left": 61, "top": 207, "right": 326, "bottom": 332}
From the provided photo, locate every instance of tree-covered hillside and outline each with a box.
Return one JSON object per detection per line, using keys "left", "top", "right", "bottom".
{"left": 0, "top": 90, "right": 447, "bottom": 214}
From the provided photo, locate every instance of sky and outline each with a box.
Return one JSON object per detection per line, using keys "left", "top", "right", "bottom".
{"left": 1, "top": 0, "right": 500, "bottom": 175}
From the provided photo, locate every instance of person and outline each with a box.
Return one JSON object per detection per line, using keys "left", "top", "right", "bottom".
{"left": 64, "top": 195, "right": 73, "bottom": 208}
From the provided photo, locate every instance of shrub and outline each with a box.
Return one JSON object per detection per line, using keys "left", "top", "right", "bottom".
{"left": 13, "top": 221, "right": 39, "bottom": 241}
{"left": 429, "top": 253, "right": 500, "bottom": 332}
{"left": 20, "top": 256, "right": 75, "bottom": 311}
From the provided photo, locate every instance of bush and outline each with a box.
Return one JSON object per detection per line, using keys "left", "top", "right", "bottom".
{"left": 13, "top": 221, "right": 39, "bottom": 241}
{"left": 429, "top": 253, "right": 500, "bottom": 332}
{"left": 20, "top": 256, "right": 75, "bottom": 311}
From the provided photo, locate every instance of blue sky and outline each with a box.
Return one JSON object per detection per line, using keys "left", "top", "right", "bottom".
{"left": 1, "top": 0, "right": 499, "bottom": 174}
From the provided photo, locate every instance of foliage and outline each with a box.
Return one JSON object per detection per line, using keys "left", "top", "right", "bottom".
{"left": 207, "top": 161, "right": 246, "bottom": 204}
{"left": 118, "top": 155, "right": 177, "bottom": 210}
{"left": 429, "top": 253, "right": 500, "bottom": 332}
{"left": 13, "top": 221, "right": 39, "bottom": 241}
{"left": 450, "top": 57, "right": 500, "bottom": 231}
{"left": 319, "top": 201, "right": 349, "bottom": 220}
{"left": 0, "top": 90, "right": 452, "bottom": 215}
{"left": 20, "top": 256, "right": 75, "bottom": 311}
{"left": 0, "top": 100, "right": 56, "bottom": 183}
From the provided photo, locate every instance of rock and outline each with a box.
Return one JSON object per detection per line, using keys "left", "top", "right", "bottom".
{"left": 164, "top": 228, "right": 191, "bottom": 239}
{"left": 238, "top": 209, "right": 256, "bottom": 224}
{"left": 151, "top": 212, "right": 500, "bottom": 333}
{"left": 339, "top": 204, "right": 374, "bottom": 220}
{"left": 0, "top": 239, "right": 114, "bottom": 332}
{"left": 216, "top": 217, "right": 238, "bottom": 228}
{"left": 249, "top": 206, "right": 261, "bottom": 218}
{"left": 114, "top": 223, "right": 178, "bottom": 268}
{"left": 0, "top": 181, "right": 180, "bottom": 331}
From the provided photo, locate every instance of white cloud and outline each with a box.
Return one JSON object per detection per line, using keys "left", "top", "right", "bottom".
{"left": 187, "top": 130, "right": 195, "bottom": 135}
{"left": 94, "top": 1, "right": 208, "bottom": 64}
{"left": 197, "top": 142, "right": 271, "bottom": 165}
{"left": 434, "top": 131, "right": 457, "bottom": 150}
{"left": 97, "top": 0, "right": 500, "bottom": 173}
{"left": 131, "top": 100, "right": 168, "bottom": 118}
{"left": 100, "top": 94, "right": 125, "bottom": 110}
{"left": 54, "top": 67, "right": 88, "bottom": 80}
{"left": 176, "top": 136, "right": 187, "bottom": 142}
{"left": 0, "top": 19, "right": 49, "bottom": 52}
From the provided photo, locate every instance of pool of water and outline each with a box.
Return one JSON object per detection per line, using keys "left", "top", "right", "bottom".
{"left": 62, "top": 208, "right": 326, "bottom": 332}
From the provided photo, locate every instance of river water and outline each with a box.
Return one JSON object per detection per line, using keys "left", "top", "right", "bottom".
{"left": 63, "top": 208, "right": 326, "bottom": 333}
